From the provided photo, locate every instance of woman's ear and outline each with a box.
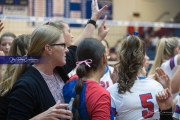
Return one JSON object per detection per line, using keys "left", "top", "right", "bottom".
{"left": 102, "top": 54, "right": 107, "bottom": 64}
{"left": 44, "top": 44, "right": 52, "bottom": 54}
{"left": 174, "top": 47, "right": 180, "bottom": 54}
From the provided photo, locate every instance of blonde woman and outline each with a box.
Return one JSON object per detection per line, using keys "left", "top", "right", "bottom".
{"left": 148, "top": 37, "right": 180, "bottom": 77}
{"left": 0, "top": 34, "right": 30, "bottom": 120}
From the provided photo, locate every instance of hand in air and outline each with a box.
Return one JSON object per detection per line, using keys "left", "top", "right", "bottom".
{"left": 91, "top": 0, "right": 108, "bottom": 21}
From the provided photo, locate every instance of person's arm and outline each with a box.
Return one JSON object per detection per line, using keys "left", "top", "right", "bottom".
{"left": 91, "top": 94, "right": 111, "bottom": 120}
{"left": 156, "top": 88, "right": 173, "bottom": 120}
{"left": 72, "top": 0, "right": 108, "bottom": 46}
{"left": 168, "top": 54, "right": 180, "bottom": 94}
{"left": 7, "top": 80, "right": 72, "bottom": 120}
{"left": 171, "top": 67, "right": 180, "bottom": 94}
{"left": 62, "top": 0, "right": 108, "bottom": 73}
{"left": 86, "top": 87, "right": 111, "bottom": 120}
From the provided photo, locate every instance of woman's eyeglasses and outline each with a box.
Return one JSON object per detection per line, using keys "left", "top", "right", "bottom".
{"left": 50, "top": 43, "right": 66, "bottom": 49}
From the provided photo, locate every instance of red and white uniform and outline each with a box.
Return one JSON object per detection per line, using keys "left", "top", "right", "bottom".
{"left": 100, "top": 65, "right": 114, "bottom": 89}
{"left": 107, "top": 77, "right": 163, "bottom": 120}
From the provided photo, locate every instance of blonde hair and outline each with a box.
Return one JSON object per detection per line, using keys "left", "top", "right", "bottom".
{"left": 11, "top": 25, "right": 63, "bottom": 91}
{"left": 0, "top": 34, "right": 30, "bottom": 96}
{"left": 43, "top": 21, "right": 67, "bottom": 31}
{"left": 149, "top": 37, "right": 180, "bottom": 75}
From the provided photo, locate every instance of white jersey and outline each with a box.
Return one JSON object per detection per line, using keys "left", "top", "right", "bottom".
{"left": 161, "top": 55, "right": 179, "bottom": 98}
{"left": 100, "top": 65, "right": 114, "bottom": 89}
{"left": 173, "top": 94, "right": 180, "bottom": 119}
{"left": 161, "top": 55, "right": 179, "bottom": 78}
{"left": 107, "top": 77, "right": 163, "bottom": 120}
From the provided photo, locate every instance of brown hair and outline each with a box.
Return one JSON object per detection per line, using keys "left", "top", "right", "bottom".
{"left": 117, "top": 35, "right": 145, "bottom": 94}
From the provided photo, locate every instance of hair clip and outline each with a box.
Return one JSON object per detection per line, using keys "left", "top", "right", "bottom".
{"left": 165, "top": 38, "right": 168, "bottom": 43}
{"left": 76, "top": 59, "right": 92, "bottom": 67}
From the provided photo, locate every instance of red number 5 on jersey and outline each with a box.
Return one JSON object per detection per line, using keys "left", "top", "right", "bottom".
{"left": 139, "top": 93, "right": 154, "bottom": 118}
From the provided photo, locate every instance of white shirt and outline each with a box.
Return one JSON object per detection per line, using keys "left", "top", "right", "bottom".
{"left": 107, "top": 77, "right": 163, "bottom": 120}
{"left": 100, "top": 65, "right": 114, "bottom": 89}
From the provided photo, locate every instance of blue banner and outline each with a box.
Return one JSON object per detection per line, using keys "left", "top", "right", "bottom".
{"left": 0, "top": 56, "right": 46, "bottom": 64}
{"left": 63, "top": 0, "right": 112, "bottom": 27}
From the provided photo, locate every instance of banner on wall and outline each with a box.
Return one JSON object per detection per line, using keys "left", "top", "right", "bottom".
{"left": 0, "top": 0, "right": 28, "bottom": 15}
{"left": 3, "top": 5, "right": 28, "bottom": 15}
{"left": 64, "top": 0, "right": 112, "bottom": 27}
{"left": 64, "top": 0, "right": 113, "bottom": 20}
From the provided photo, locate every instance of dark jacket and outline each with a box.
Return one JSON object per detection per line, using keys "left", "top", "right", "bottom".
{"left": 0, "top": 46, "right": 76, "bottom": 120}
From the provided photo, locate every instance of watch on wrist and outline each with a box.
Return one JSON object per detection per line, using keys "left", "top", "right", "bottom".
{"left": 87, "top": 19, "right": 96, "bottom": 27}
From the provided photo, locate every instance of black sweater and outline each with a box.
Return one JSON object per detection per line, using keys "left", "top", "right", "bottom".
{"left": 0, "top": 46, "right": 76, "bottom": 120}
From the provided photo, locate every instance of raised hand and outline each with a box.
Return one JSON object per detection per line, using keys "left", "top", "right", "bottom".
{"left": 155, "top": 67, "right": 170, "bottom": 89}
{"left": 30, "top": 100, "right": 72, "bottom": 120}
{"left": 0, "top": 20, "right": 4, "bottom": 33}
{"left": 156, "top": 88, "right": 173, "bottom": 111}
{"left": 91, "top": 0, "right": 108, "bottom": 21}
{"left": 97, "top": 15, "right": 109, "bottom": 41}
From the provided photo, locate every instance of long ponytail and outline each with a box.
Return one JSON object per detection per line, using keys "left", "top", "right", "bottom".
{"left": 73, "top": 64, "right": 87, "bottom": 120}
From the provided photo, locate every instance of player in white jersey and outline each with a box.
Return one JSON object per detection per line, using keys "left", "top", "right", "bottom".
{"left": 107, "top": 33, "right": 164, "bottom": 120}
{"left": 100, "top": 65, "right": 114, "bottom": 88}
{"left": 108, "top": 77, "right": 163, "bottom": 120}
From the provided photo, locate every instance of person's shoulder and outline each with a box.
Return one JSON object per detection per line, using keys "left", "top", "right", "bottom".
{"left": 144, "top": 78, "right": 163, "bottom": 88}
{"left": 107, "top": 83, "right": 123, "bottom": 101}
{"left": 14, "top": 66, "right": 42, "bottom": 87}
{"left": 86, "top": 81, "right": 110, "bottom": 96}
